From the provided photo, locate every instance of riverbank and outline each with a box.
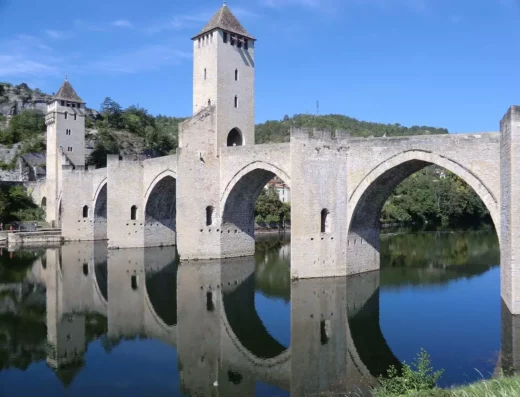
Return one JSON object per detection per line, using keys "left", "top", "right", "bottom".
{"left": 373, "top": 376, "right": 520, "bottom": 397}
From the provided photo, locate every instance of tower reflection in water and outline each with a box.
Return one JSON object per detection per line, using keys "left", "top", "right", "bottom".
{"left": 0, "top": 239, "right": 516, "bottom": 396}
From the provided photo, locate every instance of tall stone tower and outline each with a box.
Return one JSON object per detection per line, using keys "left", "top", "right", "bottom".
{"left": 191, "top": 4, "right": 255, "bottom": 149}
{"left": 45, "top": 79, "right": 86, "bottom": 225}
{"left": 177, "top": 5, "right": 256, "bottom": 259}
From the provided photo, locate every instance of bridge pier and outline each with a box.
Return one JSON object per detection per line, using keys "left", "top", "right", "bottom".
{"left": 501, "top": 106, "right": 520, "bottom": 314}
{"left": 290, "top": 129, "right": 350, "bottom": 279}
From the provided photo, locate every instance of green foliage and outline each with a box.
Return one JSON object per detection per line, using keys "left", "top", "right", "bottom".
{"left": 374, "top": 349, "right": 444, "bottom": 397}
{"left": 0, "top": 109, "right": 46, "bottom": 146}
{"left": 87, "top": 99, "right": 184, "bottom": 167}
{"left": 255, "top": 186, "right": 290, "bottom": 226}
{"left": 381, "top": 166, "right": 491, "bottom": 227}
{"left": 0, "top": 185, "right": 44, "bottom": 223}
{"left": 255, "top": 114, "right": 449, "bottom": 144}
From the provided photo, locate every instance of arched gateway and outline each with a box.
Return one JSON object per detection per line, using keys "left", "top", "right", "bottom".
{"left": 42, "top": 3, "right": 520, "bottom": 314}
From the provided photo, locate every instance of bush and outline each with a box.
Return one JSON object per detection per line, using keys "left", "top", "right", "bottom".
{"left": 374, "top": 349, "right": 444, "bottom": 397}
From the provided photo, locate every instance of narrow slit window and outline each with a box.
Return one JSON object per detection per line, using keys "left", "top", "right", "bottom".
{"left": 321, "top": 209, "right": 330, "bottom": 233}
{"left": 244, "top": 39, "right": 248, "bottom": 50}
{"left": 131, "top": 205, "right": 138, "bottom": 220}
{"left": 82, "top": 205, "right": 89, "bottom": 218}
{"left": 83, "top": 263, "right": 88, "bottom": 276}
{"left": 131, "top": 275, "right": 138, "bottom": 290}
{"left": 206, "top": 206, "right": 214, "bottom": 226}
{"left": 206, "top": 292, "right": 215, "bottom": 312}
{"left": 208, "top": 99, "right": 211, "bottom": 106}
{"left": 64, "top": 112, "right": 68, "bottom": 120}
{"left": 74, "top": 113, "right": 77, "bottom": 120}
{"left": 320, "top": 320, "right": 331, "bottom": 345}
{"left": 204, "top": 68, "right": 207, "bottom": 80}
{"left": 235, "top": 69, "right": 238, "bottom": 81}
{"left": 223, "top": 32, "right": 228, "bottom": 43}
{"left": 234, "top": 96, "right": 238, "bottom": 108}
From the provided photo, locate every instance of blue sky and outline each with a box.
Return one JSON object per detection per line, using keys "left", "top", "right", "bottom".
{"left": 0, "top": 0, "right": 519, "bottom": 132}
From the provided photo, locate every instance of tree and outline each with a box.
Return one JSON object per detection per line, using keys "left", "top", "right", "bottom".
{"left": 100, "top": 97, "right": 123, "bottom": 130}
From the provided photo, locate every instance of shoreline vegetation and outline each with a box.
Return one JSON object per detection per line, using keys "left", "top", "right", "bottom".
{"left": 312, "top": 350, "right": 519, "bottom": 397}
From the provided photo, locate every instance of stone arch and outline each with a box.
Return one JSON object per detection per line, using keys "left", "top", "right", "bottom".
{"left": 227, "top": 127, "right": 243, "bottom": 147}
{"left": 220, "top": 162, "right": 291, "bottom": 258}
{"left": 93, "top": 260, "right": 108, "bottom": 304}
{"left": 144, "top": 258, "right": 178, "bottom": 330}
{"left": 220, "top": 274, "right": 291, "bottom": 369}
{"left": 144, "top": 174, "right": 176, "bottom": 247}
{"left": 93, "top": 182, "right": 108, "bottom": 240}
{"left": 347, "top": 150, "right": 499, "bottom": 274}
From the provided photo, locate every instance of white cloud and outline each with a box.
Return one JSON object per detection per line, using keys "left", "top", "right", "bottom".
{"left": 112, "top": 20, "right": 134, "bottom": 28}
{"left": 0, "top": 55, "right": 58, "bottom": 77}
{"left": 85, "top": 44, "right": 191, "bottom": 74}
{"left": 45, "top": 29, "right": 70, "bottom": 39}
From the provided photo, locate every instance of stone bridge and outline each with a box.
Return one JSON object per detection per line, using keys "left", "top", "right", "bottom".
{"left": 29, "top": 3, "right": 520, "bottom": 314}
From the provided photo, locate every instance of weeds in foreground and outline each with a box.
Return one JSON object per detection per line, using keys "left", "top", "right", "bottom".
{"left": 373, "top": 349, "right": 444, "bottom": 397}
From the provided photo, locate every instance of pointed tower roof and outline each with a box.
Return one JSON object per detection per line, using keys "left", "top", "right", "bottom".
{"left": 193, "top": 4, "right": 255, "bottom": 40}
{"left": 54, "top": 78, "right": 84, "bottom": 103}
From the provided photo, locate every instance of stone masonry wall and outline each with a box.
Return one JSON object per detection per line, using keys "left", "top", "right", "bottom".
{"left": 290, "top": 128, "right": 350, "bottom": 279}
{"left": 501, "top": 106, "right": 520, "bottom": 314}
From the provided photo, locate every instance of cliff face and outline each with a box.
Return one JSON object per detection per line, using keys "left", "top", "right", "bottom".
{"left": 0, "top": 82, "right": 98, "bottom": 119}
{"left": 0, "top": 83, "right": 50, "bottom": 117}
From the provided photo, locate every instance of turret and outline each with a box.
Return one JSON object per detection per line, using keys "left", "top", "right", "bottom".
{"left": 191, "top": 4, "right": 256, "bottom": 149}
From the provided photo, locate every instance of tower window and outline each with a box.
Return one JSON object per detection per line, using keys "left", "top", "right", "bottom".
{"left": 68, "top": 147, "right": 73, "bottom": 152}
{"left": 237, "top": 37, "right": 242, "bottom": 48}
{"left": 72, "top": 103, "right": 76, "bottom": 108}
{"left": 130, "top": 205, "right": 138, "bottom": 220}
{"left": 83, "top": 263, "right": 88, "bottom": 276}
{"left": 230, "top": 35, "right": 236, "bottom": 46}
{"left": 244, "top": 39, "right": 248, "bottom": 50}
{"left": 208, "top": 99, "right": 211, "bottom": 106}
{"left": 61, "top": 100, "right": 65, "bottom": 106}
{"left": 198, "top": 38, "right": 201, "bottom": 48}
{"left": 223, "top": 32, "right": 228, "bottom": 43}
{"left": 74, "top": 113, "right": 77, "bottom": 120}
{"left": 204, "top": 68, "right": 207, "bottom": 80}
{"left": 82, "top": 205, "right": 89, "bottom": 218}
{"left": 64, "top": 112, "right": 68, "bottom": 120}
{"left": 234, "top": 95, "right": 238, "bottom": 108}
{"left": 206, "top": 206, "right": 214, "bottom": 226}
{"left": 131, "top": 275, "right": 138, "bottom": 290}
{"left": 235, "top": 69, "right": 238, "bottom": 81}
{"left": 321, "top": 209, "right": 330, "bottom": 233}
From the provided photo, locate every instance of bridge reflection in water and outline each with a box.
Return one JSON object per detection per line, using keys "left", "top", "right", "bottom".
{"left": 0, "top": 235, "right": 516, "bottom": 396}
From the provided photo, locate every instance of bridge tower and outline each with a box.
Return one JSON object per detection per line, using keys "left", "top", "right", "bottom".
{"left": 190, "top": 3, "right": 255, "bottom": 149}
{"left": 177, "top": 4, "right": 256, "bottom": 259}
{"left": 44, "top": 78, "right": 86, "bottom": 226}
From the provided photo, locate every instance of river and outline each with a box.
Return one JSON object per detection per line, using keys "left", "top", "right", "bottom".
{"left": 0, "top": 229, "right": 505, "bottom": 396}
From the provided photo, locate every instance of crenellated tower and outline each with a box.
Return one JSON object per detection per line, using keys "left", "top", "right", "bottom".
{"left": 45, "top": 78, "right": 86, "bottom": 225}
{"left": 190, "top": 3, "right": 256, "bottom": 150}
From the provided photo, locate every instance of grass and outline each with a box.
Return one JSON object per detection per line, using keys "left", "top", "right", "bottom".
{"left": 324, "top": 349, "right": 520, "bottom": 397}
{"left": 308, "top": 377, "right": 520, "bottom": 397}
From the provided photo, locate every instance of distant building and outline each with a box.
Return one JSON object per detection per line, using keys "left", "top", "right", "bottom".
{"left": 266, "top": 177, "right": 291, "bottom": 203}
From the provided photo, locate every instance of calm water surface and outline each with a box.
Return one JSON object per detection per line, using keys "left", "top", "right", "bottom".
{"left": 0, "top": 229, "right": 507, "bottom": 396}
